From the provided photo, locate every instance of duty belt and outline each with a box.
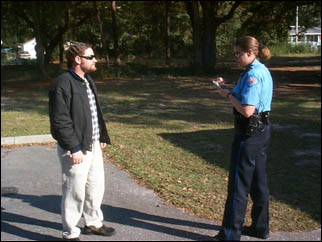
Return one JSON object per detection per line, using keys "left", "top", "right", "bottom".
{"left": 233, "top": 108, "right": 270, "bottom": 136}
{"left": 233, "top": 108, "right": 270, "bottom": 124}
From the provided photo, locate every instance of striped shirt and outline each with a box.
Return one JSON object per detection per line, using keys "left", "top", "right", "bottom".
{"left": 84, "top": 78, "right": 100, "bottom": 141}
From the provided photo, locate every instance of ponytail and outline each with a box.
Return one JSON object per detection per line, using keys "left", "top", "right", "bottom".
{"left": 258, "top": 44, "right": 271, "bottom": 60}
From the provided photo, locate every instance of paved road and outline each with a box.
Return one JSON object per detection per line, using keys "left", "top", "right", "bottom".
{"left": 1, "top": 145, "right": 321, "bottom": 241}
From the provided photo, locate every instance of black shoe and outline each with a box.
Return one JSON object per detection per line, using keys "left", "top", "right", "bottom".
{"left": 63, "top": 237, "right": 81, "bottom": 241}
{"left": 242, "top": 226, "right": 269, "bottom": 239}
{"left": 83, "top": 225, "right": 115, "bottom": 236}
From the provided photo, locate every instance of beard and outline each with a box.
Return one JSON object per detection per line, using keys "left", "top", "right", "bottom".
{"left": 90, "top": 65, "right": 97, "bottom": 72}
{"left": 84, "top": 64, "right": 97, "bottom": 73}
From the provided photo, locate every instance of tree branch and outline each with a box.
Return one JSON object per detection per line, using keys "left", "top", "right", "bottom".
{"left": 216, "top": 1, "right": 241, "bottom": 25}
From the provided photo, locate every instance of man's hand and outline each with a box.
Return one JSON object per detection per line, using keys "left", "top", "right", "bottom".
{"left": 72, "top": 150, "right": 84, "bottom": 164}
{"left": 101, "top": 143, "right": 107, "bottom": 149}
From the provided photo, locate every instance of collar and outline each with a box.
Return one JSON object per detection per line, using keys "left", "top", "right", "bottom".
{"left": 246, "top": 59, "right": 260, "bottom": 70}
{"left": 239, "top": 59, "right": 260, "bottom": 79}
{"left": 68, "top": 69, "right": 91, "bottom": 83}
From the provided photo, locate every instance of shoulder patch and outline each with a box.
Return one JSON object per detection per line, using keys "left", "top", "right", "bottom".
{"left": 248, "top": 77, "right": 258, "bottom": 86}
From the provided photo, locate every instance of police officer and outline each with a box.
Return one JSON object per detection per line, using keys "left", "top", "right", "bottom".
{"left": 213, "top": 36, "right": 273, "bottom": 241}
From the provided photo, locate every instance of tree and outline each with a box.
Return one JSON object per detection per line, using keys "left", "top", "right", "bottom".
{"left": 3, "top": 1, "right": 94, "bottom": 78}
{"left": 236, "top": 1, "right": 321, "bottom": 46}
{"left": 10, "top": 2, "right": 71, "bottom": 77}
{"left": 165, "top": 1, "right": 171, "bottom": 65}
{"left": 112, "top": 1, "right": 121, "bottom": 65}
{"left": 1, "top": 2, "right": 33, "bottom": 49}
{"left": 2, "top": 1, "right": 320, "bottom": 78}
{"left": 94, "top": 1, "right": 110, "bottom": 67}
{"left": 185, "top": 1, "right": 241, "bottom": 74}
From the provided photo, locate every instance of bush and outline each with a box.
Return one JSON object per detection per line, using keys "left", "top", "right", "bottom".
{"left": 270, "top": 43, "right": 320, "bottom": 56}
{"left": 291, "top": 44, "right": 312, "bottom": 54}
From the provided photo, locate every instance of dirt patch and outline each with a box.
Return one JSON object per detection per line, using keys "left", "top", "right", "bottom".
{"left": 2, "top": 60, "right": 321, "bottom": 97}
{"left": 268, "top": 64, "right": 321, "bottom": 97}
{"left": 269, "top": 65, "right": 321, "bottom": 72}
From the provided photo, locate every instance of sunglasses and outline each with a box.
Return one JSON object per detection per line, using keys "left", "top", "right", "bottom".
{"left": 79, "top": 55, "right": 96, "bottom": 60}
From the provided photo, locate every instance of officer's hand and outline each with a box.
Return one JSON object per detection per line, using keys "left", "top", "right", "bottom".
{"left": 72, "top": 150, "right": 84, "bottom": 164}
{"left": 216, "top": 77, "right": 224, "bottom": 84}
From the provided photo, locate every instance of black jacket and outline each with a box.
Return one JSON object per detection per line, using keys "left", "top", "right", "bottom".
{"left": 49, "top": 70, "right": 111, "bottom": 153}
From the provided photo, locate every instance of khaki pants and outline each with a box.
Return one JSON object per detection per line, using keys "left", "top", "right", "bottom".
{"left": 57, "top": 141, "right": 105, "bottom": 239}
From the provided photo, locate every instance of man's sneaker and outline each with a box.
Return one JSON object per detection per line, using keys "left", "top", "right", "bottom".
{"left": 83, "top": 225, "right": 115, "bottom": 236}
{"left": 242, "top": 226, "right": 269, "bottom": 239}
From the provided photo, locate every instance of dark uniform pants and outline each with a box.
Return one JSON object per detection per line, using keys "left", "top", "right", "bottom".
{"left": 221, "top": 123, "right": 271, "bottom": 241}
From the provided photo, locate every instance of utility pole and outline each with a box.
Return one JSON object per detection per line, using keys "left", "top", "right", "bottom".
{"left": 295, "top": 5, "right": 299, "bottom": 44}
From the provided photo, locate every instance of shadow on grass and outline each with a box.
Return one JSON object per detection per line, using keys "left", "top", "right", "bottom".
{"left": 159, "top": 128, "right": 321, "bottom": 226}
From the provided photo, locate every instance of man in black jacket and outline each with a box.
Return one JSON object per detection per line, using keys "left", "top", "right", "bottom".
{"left": 49, "top": 42, "right": 115, "bottom": 241}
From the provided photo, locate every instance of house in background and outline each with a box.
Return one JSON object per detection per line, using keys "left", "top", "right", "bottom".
{"left": 288, "top": 26, "right": 321, "bottom": 48}
{"left": 17, "top": 37, "right": 37, "bottom": 59}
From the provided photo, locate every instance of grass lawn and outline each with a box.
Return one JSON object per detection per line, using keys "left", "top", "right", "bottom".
{"left": 1, "top": 57, "right": 321, "bottom": 232}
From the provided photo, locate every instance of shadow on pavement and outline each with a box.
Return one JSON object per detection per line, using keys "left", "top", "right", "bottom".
{"left": 103, "top": 204, "right": 219, "bottom": 241}
{"left": 1, "top": 207, "right": 61, "bottom": 241}
{"left": 1, "top": 193, "right": 219, "bottom": 241}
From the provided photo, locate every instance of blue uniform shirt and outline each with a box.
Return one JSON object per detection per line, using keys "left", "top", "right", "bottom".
{"left": 232, "top": 60, "right": 273, "bottom": 113}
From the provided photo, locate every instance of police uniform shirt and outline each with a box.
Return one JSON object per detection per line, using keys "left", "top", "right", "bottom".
{"left": 232, "top": 60, "right": 273, "bottom": 113}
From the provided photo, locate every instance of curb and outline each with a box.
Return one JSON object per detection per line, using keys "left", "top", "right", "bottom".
{"left": 1, "top": 134, "right": 56, "bottom": 145}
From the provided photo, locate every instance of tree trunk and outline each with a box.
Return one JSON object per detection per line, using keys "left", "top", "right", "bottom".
{"left": 112, "top": 1, "right": 121, "bottom": 65}
{"left": 35, "top": 38, "right": 46, "bottom": 78}
{"left": 185, "top": 1, "right": 203, "bottom": 74}
{"left": 201, "top": 2, "right": 216, "bottom": 73}
{"left": 59, "top": 39, "right": 64, "bottom": 69}
{"left": 32, "top": 2, "right": 46, "bottom": 79}
{"left": 95, "top": 1, "right": 110, "bottom": 67}
{"left": 185, "top": 1, "right": 240, "bottom": 74}
{"left": 165, "top": 1, "right": 171, "bottom": 65}
{"left": 202, "top": 31, "right": 215, "bottom": 74}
